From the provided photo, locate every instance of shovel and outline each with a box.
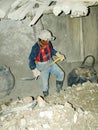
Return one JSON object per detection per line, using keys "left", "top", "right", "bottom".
{"left": 21, "top": 56, "right": 64, "bottom": 81}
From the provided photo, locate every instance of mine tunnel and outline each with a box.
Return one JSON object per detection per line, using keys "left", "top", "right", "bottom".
{"left": 0, "top": 0, "right": 98, "bottom": 129}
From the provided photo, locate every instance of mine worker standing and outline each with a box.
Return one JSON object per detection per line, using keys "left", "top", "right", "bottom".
{"left": 29, "top": 29, "right": 65, "bottom": 97}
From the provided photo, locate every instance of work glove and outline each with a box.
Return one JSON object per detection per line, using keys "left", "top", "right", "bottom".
{"left": 56, "top": 52, "right": 65, "bottom": 61}
{"left": 32, "top": 68, "right": 40, "bottom": 78}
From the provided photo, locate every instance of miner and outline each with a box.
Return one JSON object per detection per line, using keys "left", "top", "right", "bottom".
{"left": 29, "top": 29, "right": 65, "bottom": 97}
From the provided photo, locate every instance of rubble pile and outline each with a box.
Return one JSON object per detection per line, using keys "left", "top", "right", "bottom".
{"left": 0, "top": 82, "right": 98, "bottom": 130}
{"left": 46, "top": 82, "right": 98, "bottom": 112}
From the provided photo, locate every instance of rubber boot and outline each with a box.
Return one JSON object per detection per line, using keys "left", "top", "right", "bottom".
{"left": 43, "top": 91, "right": 49, "bottom": 97}
{"left": 56, "top": 80, "right": 63, "bottom": 93}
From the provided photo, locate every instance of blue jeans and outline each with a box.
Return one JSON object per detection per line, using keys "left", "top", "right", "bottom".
{"left": 36, "top": 59, "right": 64, "bottom": 92}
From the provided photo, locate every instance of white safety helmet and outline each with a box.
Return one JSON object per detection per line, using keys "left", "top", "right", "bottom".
{"left": 38, "top": 29, "right": 55, "bottom": 41}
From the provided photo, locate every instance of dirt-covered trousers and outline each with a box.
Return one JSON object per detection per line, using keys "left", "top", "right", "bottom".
{"left": 36, "top": 58, "right": 64, "bottom": 92}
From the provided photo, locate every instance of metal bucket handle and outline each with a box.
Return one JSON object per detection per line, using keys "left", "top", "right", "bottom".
{"left": 80, "top": 55, "right": 95, "bottom": 68}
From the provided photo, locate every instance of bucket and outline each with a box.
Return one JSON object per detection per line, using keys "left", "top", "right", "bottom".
{"left": 0, "top": 65, "right": 15, "bottom": 98}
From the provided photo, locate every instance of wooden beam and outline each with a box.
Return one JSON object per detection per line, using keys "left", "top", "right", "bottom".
{"left": 8, "top": 0, "right": 37, "bottom": 20}
{"left": 28, "top": 1, "right": 52, "bottom": 26}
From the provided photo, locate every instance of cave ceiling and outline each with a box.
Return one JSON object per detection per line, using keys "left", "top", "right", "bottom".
{"left": 0, "top": 0, "right": 98, "bottom": 26}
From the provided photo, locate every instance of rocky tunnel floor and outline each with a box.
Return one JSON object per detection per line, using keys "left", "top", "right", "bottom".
{"left": 0, "top": 81, "right": 98, "bottom": 130}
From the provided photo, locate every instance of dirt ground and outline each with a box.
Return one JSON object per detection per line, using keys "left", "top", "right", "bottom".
{"left": 0, "top": 81, "right": 98, "bottom": 130}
